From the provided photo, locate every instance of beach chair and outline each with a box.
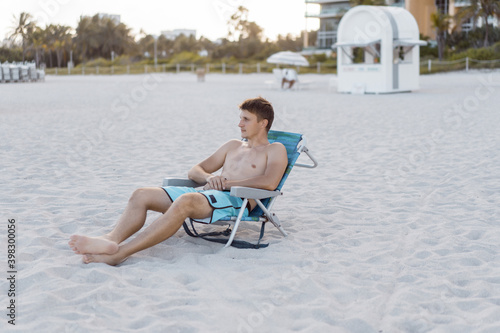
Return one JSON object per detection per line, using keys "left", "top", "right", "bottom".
{"left": 2, "top": 63, "right": 11, "bottom": 82}
{"left": 37, "top": 69, "right": 45, "bottom": 82}
{"left": 10, "top": 65, "right": 20, "bottom": 82}
{"left": 20, "top": 64, "right": 29, "bottom": 82}
{"left": 28, "top": 63, "right": 37, "bottom": 81}
{"left": 196, "top": 67, "right": 206, "bottom": 82}
{"left": 295, "top": 75, "right": 313, "bottom": 90}
{"left": 162, "top": 130, "right": 318, "bottom": 248}
{"left": 265, "top": 68, "right": 284, "bottom": 89}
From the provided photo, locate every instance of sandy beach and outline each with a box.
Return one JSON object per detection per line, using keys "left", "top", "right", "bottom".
{"left": 1, "top": 70, "right": 499, "bottom": 332}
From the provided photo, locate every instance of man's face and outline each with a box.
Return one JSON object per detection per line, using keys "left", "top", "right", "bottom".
{"left": 239, "top": 109, "right": 265, "bottom": 138}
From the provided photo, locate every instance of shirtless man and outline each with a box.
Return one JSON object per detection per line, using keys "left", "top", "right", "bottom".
{"left": 68, "top": 97, "right": 288, "bottom": 266}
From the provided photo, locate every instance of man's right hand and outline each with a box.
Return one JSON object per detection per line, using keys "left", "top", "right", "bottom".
{"left": 204, "top": 175, "right": 228, "bottom": 191}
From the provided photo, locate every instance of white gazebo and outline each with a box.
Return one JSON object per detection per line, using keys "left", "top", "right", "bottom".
{"left": 333, "top": 5, "right": 427, "bottom": 94}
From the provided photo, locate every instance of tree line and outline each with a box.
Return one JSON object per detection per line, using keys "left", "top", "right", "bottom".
{"left": 2, "top": 7, "right": 310, "bottom": 68}
{"left": 423, "top": 0, "right": 500, "bottom": 60}
{"left": 3, "top": 2, "right": 499, "bottom": 67}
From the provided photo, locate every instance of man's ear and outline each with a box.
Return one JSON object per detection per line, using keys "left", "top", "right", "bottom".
{"left": 261, "top": 119, "right": 268, "bottom": 129}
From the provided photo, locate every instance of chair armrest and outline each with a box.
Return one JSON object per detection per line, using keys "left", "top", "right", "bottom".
{"left": 230, "top": 186, "right": 281, "bottom": 200}
{"left": 162, "top": 178, "right": 206, "bottom": 188}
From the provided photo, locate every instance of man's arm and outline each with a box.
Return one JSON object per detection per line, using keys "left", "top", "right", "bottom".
{"left": 225, "top": 143, "right": 288, "bottom": 191}
{"left": 188, "top": 140, "right": 241, "bottom": 189}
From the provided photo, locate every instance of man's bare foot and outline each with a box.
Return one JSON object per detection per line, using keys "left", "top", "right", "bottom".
{"left": 82, "top": 252, "right": 128, "bottom": 266}
{"left": 69, "top": 235, "right": 119, "bottom": 255}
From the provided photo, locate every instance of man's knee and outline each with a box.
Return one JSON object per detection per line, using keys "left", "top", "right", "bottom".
{"left": 175, "top": 193, "right": 205, "bottom": 208}
{"left": 174, "top": 193, "right": 211, "bottom": 216}
{"left": 129, "top": 188, "right": 152, "bottom": 206}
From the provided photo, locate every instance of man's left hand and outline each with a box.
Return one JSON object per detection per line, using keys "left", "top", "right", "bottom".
{"left": 204, "top": 175, "right": 228, "bottom": 191}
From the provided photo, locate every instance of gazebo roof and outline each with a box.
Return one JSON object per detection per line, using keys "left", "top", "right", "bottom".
{"left": 334, "top": 5, "right": 423, "bottom": 47}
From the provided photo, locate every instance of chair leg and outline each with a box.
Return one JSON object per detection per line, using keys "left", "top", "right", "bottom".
{"left": 255, "top": 200, "right": 287, "bottom": 237}
{"left": 270, "top": 213, "right": 288, "bottom": 237}
{"left": 224, "top": 198, "right": 248, "bottom": 248}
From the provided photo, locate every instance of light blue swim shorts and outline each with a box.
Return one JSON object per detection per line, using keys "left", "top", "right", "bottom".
{"left": 161, "top": 186, "right": 250, "bottom": 224}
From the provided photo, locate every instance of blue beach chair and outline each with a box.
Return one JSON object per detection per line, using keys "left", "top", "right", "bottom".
{"left": 162, "top": 130, "right": 318, "bottom": 248}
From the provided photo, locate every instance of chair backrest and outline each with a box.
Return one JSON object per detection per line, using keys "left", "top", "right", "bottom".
{"left": 248, "top": 130, "right": 303, "bottom": 217}
{"left": 267, "top": 130, "right": 303, "bottom": 191}
{"left": 272, "top": 68, "right": 283, "bottom": 82}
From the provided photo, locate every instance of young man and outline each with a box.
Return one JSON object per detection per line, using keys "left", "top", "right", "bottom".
{"left": 69, "top": 97, "right": 288, "bottom": 266}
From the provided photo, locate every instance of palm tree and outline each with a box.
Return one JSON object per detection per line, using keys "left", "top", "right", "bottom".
{"left": 9, "top": 12, "right": 35, "bottom": 61}
{"left": 227, "top": 6, "right": 250, "bottom": 41}
{"left": 51, "top": 25, "right": 72, "bottom": 67}
{"left": 478, "top": 0, "right": 500, "bottom": 47}
{"left": 29, "top": 26, "right": 45, "bottom": 67}
{"left": 455, "top": 0, "right": 481, "bottom": 32}
{"left": 100, "top": 18, "right": 119, "bottom": 59}
{"left": 75, "top": 15, "right": 134, "bottom": 62}
{"left": 100, "top": 18, "right": 134, "bottom": 60}
{"left": 74, "top": 16, "right": 97, "bottom": 63}
{"left": 431, "top": 11, "right": 451, "bottom": 60}
{"left": 44, "top": 24, "right": 57, "bottom": 67}
{"left": 456, "top": 0, "right": 500, "bottom": 47}
{"left": 157, "top": 34, "right": 174, "bottom": 58}
{"left": 138, "top": 34, "right": 156, "bottom": 58}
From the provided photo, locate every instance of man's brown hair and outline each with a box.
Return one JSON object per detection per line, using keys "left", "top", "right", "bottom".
{"left": 239, "top": 97, "right": 274, "bottom": 132}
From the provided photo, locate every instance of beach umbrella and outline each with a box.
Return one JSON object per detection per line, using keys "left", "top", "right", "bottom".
{"left": 266, "top": 51, "right": 309, "bottom": 67}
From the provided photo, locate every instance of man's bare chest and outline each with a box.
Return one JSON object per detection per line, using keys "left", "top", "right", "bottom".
{"left": 223, "top": 148, "right": 267, "bottom": 177}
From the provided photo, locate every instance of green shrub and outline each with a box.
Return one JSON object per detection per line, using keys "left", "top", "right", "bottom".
{"left": 449, "top": 44, "right": 499, "bottom": 61}
{"left": 492, "top": 41, "right": 500, "bottom": 54}
{"left": 81, "top": 57, "right": 112, "bottom": 67}
{"left": 168, "top": 51, "right": 203, "bottom": 64}
{"left": 112, "top": 55, "right": 133, "bottom": 66}
{"left": 447, "top": 26, "right": 500, "bottom": 51}
{"left": 0, "top": 47, "right": 23, "bottom": 63}
{"left": 311, "top": 53, "right": 327, "bottom": 63}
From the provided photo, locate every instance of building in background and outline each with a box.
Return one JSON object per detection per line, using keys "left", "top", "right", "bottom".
{"left": 305, "top": 0, "right": 351, "bottom": 50}
{"left": 446, "top": 0, "right": 499, "bottom": 33}
{"left": 97, "top": 13, "right": 121, "bottom": 24}
{"left": 304, "top": 0, "right": 498, "bottom": 51}
{"left": 305, "top": 0, "right": 408, "bottom": 51}
{"left": 395, "top": 0, "right": 496, "bottom": 37}
{"left": 400, "top": 0, "right": 498, "bottom": 36}
{"left": 161, "top": 29, "right": 196, "bottom": 40}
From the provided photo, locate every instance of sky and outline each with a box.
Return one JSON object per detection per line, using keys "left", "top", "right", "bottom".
{"left": 1, "top": 0, "right": 319, "bottom": 42}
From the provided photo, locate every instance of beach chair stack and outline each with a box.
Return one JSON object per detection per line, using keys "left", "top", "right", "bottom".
{"left": 0, "top": 61, "right": 45, "bottom": 83}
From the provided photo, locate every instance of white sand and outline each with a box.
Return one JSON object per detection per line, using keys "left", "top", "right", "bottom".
{"left": 1, "top": 70, "right": 499, "bottom": 332}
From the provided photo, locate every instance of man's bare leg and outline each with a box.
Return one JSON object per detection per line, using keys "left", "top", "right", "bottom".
{"left": 82, "top": 192, "right": 213, "bottom": 266}
{"left": 69, "top": 188, "right": 171, "bottom": 255}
